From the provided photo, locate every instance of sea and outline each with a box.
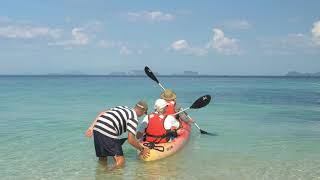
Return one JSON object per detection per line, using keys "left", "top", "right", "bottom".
{"left": 0, "top": 76, "right": 320, "bottom": 180}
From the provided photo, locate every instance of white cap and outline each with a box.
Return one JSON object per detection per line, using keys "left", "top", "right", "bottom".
{"left": 154, "top": 99, "right": 168, "bottom": 110}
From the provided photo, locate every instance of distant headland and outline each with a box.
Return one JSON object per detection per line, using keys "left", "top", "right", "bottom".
{"left": 285, "top": 71, "right": 320, "bottom": 77}
{"left": 1, "top": 70, "right": 320, "bottom": 77}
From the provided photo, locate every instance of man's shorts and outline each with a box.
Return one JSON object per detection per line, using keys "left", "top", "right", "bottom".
{"left": 93, "top": 131, "right": 123, "bottom": 157}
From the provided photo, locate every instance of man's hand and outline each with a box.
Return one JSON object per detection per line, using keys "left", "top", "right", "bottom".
{"left": 86, "top": 109, "right": 109, "bottom": 138}
{"left": 140, "top": 148, "right": 150, "bottom": 159}
{"left": 85, "top": 127, "right": 93, "bottom": 137}
{"left": 128, "top": 132, "right": 150, "bottom": 158}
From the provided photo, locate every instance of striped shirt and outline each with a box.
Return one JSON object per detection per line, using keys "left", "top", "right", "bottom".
{"left": 93, "top": 106, "right": 138, "bottom": 139}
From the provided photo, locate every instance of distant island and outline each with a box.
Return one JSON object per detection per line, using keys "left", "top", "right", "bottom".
{"left": 182, "top": 71, "right": 199, "bottom": 76}
{"left": 108, "top": 72, "right": 127, "bottom": 76}
{"left": 170, "top": 71, "right": 200, "bottom": 76}
{"left": 286, "top": 71, "right": 320, "bottom": 77}
{"left": 43, "top": 70, "right": 200, "bottom": 76}
{"left": 46, "top": 72, "right": 87, "bottom": 76}
{"left": 2, "top": 70, "right": 320, "bottom": 77}
{"left": 109, "top": 70, "right": 159, "bottom": 76}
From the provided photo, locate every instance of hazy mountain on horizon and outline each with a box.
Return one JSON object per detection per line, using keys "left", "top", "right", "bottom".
{"left": 286, "top": 71, "right": 320, "bottom": 77}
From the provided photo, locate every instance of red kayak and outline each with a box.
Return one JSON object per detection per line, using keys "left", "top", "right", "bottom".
{"left": 138, "top": 119, "right": 192, "bottom": 161}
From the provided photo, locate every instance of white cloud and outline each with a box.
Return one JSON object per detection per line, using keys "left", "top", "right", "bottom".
{"left": 223, "top": 20, "right": 252, "bottom": 30}
{"left": 260, "top": 33, "right": 319, "bottom": 55}
{"left": 0, "top": 17, "right": 105, "bottom": 49}
{"left": 207, "top": 28, "right": 241, "bottom": 55}
{"left": 260, "top": 20, "right": 320, "bottom": 55}
{"left": 119, "top": 46, "right": 132, "bottom": 55}
{"left": 171, "top": 40, "right": 189, "bottom": 50}
{"left": 0, "top": 25, "right": 62, "bottom": 39}
{"left": 170, "top": 28, "right": 241, "bottom": 56}
{"left": 170, "top": 39, "right": 207, "bottom": 56}
{"left": 71, "top": 28, "right": 89, "bottom": 45}
{"left": 311, "top": 20, "right": 320, "bottom": 45}
{"left": 49, "top": 27, "right": 90, "bottom": 47}
{"left": 128, "top": 11, "right": 175, "bottom": 22}
{"left": 0, "top": 17, "right": 62, "bottom": 39}
{"left": 98, "top": 40, "right": 144, "bottom": 55}
{"left": 50, "top": 20, "right": 103, "bottom": 47}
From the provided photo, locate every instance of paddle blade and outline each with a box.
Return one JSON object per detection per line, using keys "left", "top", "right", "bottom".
{"left": 144, "top": 66, "right": 159, "bottom": 84}
{"left": 190, "top": 95, "right": 211, "bottom": 109}
{"left": 200, "top": 129, "right": 218, "bottom": 136}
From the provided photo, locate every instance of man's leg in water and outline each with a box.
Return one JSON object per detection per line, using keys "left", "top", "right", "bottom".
{"left": 98, "top": 157, "right": 108, "bottom": 169}
{"left": 110, "top": 155, "right": 125, "bottom": 170}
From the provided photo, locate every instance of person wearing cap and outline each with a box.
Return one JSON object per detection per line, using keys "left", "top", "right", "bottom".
{"left": 160, "top": 89, "right": 194, "bottom": 124}
{"left": 85, "top": 101, "right": 150, "bottom": 170}
{"left": 136, "top": 99, "right": 180, "bottom": 143}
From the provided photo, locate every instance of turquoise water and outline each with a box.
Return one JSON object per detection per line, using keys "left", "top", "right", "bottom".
{"left": 1, "top": 76, "right": 320, "bottom": 179}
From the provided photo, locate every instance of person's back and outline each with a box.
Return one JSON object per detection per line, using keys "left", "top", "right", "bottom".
{"left": 93, "top": 106, "right": 138, "bottom": 139}
{"left": 144, "top": 112, "right": 169, "bottom": 143}
{"left": 140, "top": 99, "right": 180, "bottom": 144}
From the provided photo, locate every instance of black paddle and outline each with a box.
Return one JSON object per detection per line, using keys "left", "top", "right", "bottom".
{"left": 144, "top": 66, "right": 166, "bottom": 90}
{"left": 191, "top": 95, "right": 211, "bottom": 109}
{"left": 144, "top": 66, "right": 215, "bottom": 136}
{"left": 173, "top": 94, "right": 211, "bottom": 114}
{"left": 174, "top": 95, "right": 218, "bottom": 136}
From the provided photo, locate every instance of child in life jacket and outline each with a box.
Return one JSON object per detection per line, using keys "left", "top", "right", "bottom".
{"left": 136, "top": 99, "right": 179, "bottom": 143}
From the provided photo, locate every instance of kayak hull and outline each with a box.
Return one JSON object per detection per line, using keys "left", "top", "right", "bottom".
{"left": 138, "top": 120, "right": 191, "bottom": 161}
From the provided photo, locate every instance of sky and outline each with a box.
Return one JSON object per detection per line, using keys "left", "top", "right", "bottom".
{"left": 0, "top": 0, "right": 319, "bottom": 75}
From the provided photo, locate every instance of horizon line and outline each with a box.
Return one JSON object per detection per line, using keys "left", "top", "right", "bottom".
{"left": 0, "top": 74, "right": 319, "bottom": 78}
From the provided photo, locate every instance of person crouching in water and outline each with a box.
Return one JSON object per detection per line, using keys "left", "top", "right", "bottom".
{"left": 136, "top": 99, "right": 179, "bottom": 143}
{"left": 160, "top": 89, "right": 194, "bottom": 124}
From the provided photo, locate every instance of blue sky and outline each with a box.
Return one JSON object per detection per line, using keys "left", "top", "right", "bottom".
{"left": 0, "top": 0, "right": 319, "bottom": 75}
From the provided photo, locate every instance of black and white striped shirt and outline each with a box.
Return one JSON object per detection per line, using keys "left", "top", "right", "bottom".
{"left": 93, "top": 106, "right": 138, "bottom": 139}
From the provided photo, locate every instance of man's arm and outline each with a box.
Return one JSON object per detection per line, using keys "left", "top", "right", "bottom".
{"left": 128, "top": 132, "right": 144, "bottom": 151}
{"left": 128, "top": 132, "right": 150, "bottom": 158}
{"left": 85, "top": 109, "right": 109, "bottom": 137}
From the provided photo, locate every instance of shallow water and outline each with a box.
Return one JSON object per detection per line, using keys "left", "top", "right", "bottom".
{"left": 1, "top": 76, "right": 320, "bottom": 179}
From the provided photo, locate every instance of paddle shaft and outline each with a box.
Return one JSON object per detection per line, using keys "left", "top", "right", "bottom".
{"left": 172, "top": 107, "right": 190, "bottom": 116}
{"left": 186, "top": 114, "right": 201, "bottom": 130}
{"left": 194, "top": 122, "right": 201, "bottom": 130}
{"left": 159, "top": 83, "right": 165, "bottom": 91}
{"left": 144, "top": 66, "right": 213, "bottom": 135}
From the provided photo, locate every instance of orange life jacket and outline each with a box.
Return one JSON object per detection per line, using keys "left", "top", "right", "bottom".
{"left": 165, "top": 100, "right": 176, "bottom": 115}
{"left": 145, "top": 113, "right": 170, "bottom": 143}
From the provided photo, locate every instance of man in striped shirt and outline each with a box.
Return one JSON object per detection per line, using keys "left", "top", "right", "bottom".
{"left": 85, "top": 101, "right": 150, "bottom": 169}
